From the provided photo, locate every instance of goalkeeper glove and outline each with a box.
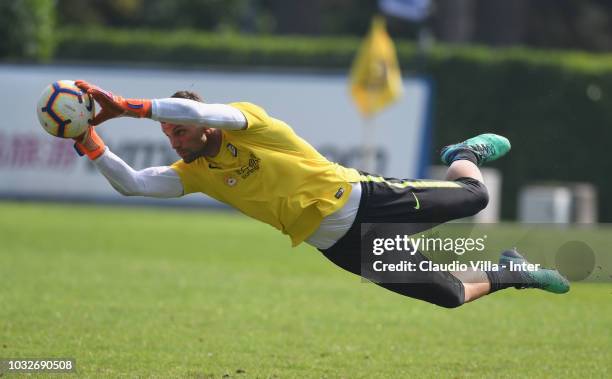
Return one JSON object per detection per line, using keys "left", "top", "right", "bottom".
{"left": 73, "top": 126, "right": 106, "bottom": 160}
{"left": 75, "top": 80, "right": 152, "bottom": 126}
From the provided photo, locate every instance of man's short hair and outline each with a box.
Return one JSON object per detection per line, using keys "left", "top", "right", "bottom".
{"left": 171, "top": 90, "right": 204, "bottom": 102}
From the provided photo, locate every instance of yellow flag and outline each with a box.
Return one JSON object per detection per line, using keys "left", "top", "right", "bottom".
{"left": 350, "top": 16, "right": 403, "bottom": 117}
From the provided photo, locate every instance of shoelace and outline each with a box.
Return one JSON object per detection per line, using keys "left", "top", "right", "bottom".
{"left": 471, "top": 143, "right": 495, "bottom": 157}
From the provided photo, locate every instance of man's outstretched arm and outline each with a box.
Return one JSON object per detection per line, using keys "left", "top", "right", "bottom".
{"left": 151, "top": 98, "right": 246, "bottom": 130}
{"left": 74, "top": 127, "right": 183, "bottom": 198}
{"left": 94, "top": 148, "right": 183, "bottom": 198}
{"left": 74, "top": 80, "right": 246, "bottom": 130}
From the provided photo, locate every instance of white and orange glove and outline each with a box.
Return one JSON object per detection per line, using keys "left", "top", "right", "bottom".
{"left": 73, "top": 126, "right": 106, "bottom": 160}
{"left": 75, "top": 80, "right": 152, "bottom": 126}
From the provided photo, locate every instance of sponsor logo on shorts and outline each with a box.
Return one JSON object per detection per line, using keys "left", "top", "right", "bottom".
{"left": 411, "top": 192, "right": 420, "bottom": 210}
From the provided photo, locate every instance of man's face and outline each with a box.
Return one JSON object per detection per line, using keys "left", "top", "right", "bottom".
{"left": 161, "top": 123, "right": 209, "bottom": 163}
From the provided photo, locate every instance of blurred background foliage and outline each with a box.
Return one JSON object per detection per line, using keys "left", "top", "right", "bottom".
{"left": 0, "top": 0, "right": 56, "bottom": 61}
{"left": 53, "top": 0, "right": 612, "bottom": 50}
{"left": 7, "top": 0, "right": 612, "bottom": 61}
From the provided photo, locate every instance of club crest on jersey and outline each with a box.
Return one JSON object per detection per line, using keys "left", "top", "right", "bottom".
{"left": 225, "top": 176, "right": 237, "bottom": 187}
{"left": 227, "top": 143, "right": 238, "bottom": 157}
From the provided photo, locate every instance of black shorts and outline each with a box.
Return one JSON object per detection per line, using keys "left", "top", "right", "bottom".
{"left": 319, "top": 174, "right": 489, "bottom": 308}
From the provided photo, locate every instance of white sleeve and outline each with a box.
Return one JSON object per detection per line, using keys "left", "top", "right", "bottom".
{"left": 151, "top": 98, "right": 247, "bottom": 130}
{"left": 92, "top": 148, "right": 184, "bottom": 198}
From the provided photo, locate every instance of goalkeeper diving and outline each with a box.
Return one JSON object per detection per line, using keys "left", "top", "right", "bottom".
{"left": 70, "top": 80, "right": 570, "bottom": 309}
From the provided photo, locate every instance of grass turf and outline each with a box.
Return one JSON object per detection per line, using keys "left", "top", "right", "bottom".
{"left": 0, "top": 202, "right": 610, "bottom": 378}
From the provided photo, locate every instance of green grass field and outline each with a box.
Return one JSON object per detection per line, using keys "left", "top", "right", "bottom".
{"left": 1, "top": 202, "right": 610, "bottom": 378}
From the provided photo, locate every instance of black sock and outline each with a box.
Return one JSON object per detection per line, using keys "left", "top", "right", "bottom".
{"left": 485, "top": 269, "right": 525, "bottom": 293}
{"left": 447, "top": 148, "right": 479, "bottom": 166}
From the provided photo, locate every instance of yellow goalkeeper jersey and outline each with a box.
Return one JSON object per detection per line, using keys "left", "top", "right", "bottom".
{"left": 170, "top": 102, "right": 361, "bottom": 246}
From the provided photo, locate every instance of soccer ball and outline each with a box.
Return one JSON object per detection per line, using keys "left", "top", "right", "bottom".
{"left": 36, "top": 80, "right": 95, "bottom": 138}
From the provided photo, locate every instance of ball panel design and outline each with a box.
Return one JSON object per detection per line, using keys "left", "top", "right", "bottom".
{"left": 36, "top": 80, "right": 95, "bottom": 138}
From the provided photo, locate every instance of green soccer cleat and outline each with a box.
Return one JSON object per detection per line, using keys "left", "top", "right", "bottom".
{"left": 441, "top": 133, "right": 511, "bottom": 166}
{"left": 499, "top": 249, "right": 570, "bottom": 294}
